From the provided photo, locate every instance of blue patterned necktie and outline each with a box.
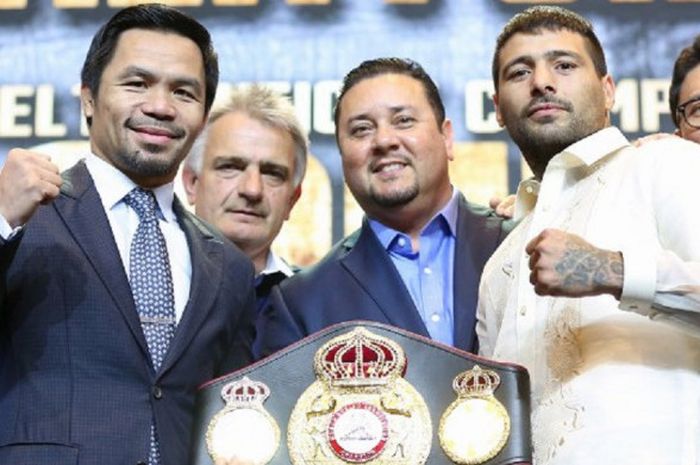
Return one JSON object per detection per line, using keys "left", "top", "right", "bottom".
{"left": 124, "top": 187, "right": 176, "bottom": 465}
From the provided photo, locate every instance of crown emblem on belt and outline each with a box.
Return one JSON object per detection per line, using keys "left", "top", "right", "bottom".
{"left": 452, "top": 365, "right": 501, "bottom": 398}
{"left": 221, "top": 375, "right": 271, "bottom": 406}
{"left": 314, "top": 327, "right": 406, "bottom": 387}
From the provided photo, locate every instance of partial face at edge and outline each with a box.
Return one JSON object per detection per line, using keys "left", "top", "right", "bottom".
{"left": 677, "top": 64, "right": 700, "bottom": 144}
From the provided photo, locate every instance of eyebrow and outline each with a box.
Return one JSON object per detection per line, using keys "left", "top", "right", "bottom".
{"left": 118, "top": 65, "right": 203, "bottom": 95}
{"left": 213, "top": 155, "right": 291, "bottom": 176}
{"left": 501, "top": 49, "right": 583, "bottom": 76}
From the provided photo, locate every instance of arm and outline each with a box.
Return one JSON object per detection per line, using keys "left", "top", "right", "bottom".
{"left": 0, "top": 148, "right": 61, "bottom": 311}
{"left": 526, "top": 138, "right": 700, "bottom": 327}
{"left": 525, "top": 229, "right": 623, "bottom": 299}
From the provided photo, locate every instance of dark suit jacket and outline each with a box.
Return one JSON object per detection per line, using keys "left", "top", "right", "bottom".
{"left": 0, "top": 162, "right": 256, "bottom": 465}
{"left": 256, "top": 194, "right": 509, "bottom": 357}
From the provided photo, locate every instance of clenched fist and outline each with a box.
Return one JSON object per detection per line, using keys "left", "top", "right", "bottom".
{"left": 0, "top": 148, "right": 62, "bottom": 228}
{"left": 525, "top": 228, "right": 623, "bottom": 299}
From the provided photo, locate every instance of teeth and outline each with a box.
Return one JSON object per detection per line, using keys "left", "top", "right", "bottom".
{"left": 378, "top": 162, "right": 403, "bottom": 173}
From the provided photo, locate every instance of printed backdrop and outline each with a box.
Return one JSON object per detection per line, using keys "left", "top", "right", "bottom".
{"left": 0, "top": 0, "right": 698, "bottom": 264}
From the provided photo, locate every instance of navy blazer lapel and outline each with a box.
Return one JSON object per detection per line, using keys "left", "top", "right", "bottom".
{"left": 452, "top": 195, "right": 503, "bottom": 352}
{"left": 54, "top": 161, "right": 149, "bottom": 357}
{"left": 340, "top": 220, "right": 430, "bottom": 338}
{"left": 159, "top": 200, "right": 223, "bottom": 375}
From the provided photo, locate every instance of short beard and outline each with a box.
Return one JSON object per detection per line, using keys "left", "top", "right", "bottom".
{"left": 504, "top": 98, "right": 602, "bottom": 178}
{"left": 369, "top": 181, "right": 419, "bottom": 208}
{"left": 116, "top": 147, "right": 180, "bottom": 179}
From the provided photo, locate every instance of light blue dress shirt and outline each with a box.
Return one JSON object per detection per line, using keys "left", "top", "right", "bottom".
{"left": 368, "top": 189, "right": 458, "bottom": 346}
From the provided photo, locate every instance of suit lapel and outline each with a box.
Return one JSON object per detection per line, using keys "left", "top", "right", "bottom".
{"left": 341, "top": 220, "right": 430, "bottom": 338}
{"left": 452, "top": 195, "right": 502, "bottom": 351}
{"left": 54, "top": 162, "right": 150, "bottom": 358}
{"left": 159, "top": 200, "right": 223, "bottom": 376}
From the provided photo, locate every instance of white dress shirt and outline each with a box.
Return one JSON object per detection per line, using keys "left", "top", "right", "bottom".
{"left": 85, "top": 154, "right": 192, "bottom": 323}
{"left": 477, "top": 127, "right": 700, "bottom": 465}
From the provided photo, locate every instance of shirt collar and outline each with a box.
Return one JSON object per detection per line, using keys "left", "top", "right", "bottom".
{"left": 512, "top": 127, "right": 630, "bottom": 221}
{"left": 369, "top": 186, "right": 459, "bottom": 251}
{"left": 85, "top": 153, "right": 177, "bottom": 223}
{"left": 259, "top": 251, "right": 295, "bottom": 278}
{"left": 562, "top": 126, "right": 630, "bottom": 166}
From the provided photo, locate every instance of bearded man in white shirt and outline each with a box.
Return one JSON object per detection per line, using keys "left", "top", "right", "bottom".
{"left": 477, "top": 6, "right": 700, "bottom": 465}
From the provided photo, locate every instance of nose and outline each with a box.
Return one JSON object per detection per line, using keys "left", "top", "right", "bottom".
{"left": 141, "top": 87, "right": 177, "bottom": 120}
{"left": 531, "top": 66, "right": 555, "bottom": 96}
{"left": 238, "top": 167, "right": 263, "bottom": 202}
{"left": 371, "top": 123, "right": 400, "bottom": 154}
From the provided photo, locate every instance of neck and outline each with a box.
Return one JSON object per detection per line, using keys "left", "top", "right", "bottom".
{"left": 248, "top": 248, "right": 271, "bottom": 275}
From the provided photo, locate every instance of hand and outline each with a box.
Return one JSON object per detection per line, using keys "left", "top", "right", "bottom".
{"left": 0, "top": 148, "right": 62, "bottom": 228}
{"left": 489, "top": 194, "right": 516, "bottom": 219}
{"left": 525, "top": 228, "right": 623, "bottom": 299}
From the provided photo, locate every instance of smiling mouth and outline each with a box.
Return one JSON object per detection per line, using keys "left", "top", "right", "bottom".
{"left": 371, "top": 160, "right": 409, "bottom": 175}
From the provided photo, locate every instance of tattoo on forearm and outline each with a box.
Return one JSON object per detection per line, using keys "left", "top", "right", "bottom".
{"left": 555, "top": 240, "right": 623, "bottom": 293}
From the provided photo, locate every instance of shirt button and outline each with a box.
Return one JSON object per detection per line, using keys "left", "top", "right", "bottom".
{"left": 397, "top": 237, "right": 406, "bottom": 247}
{"left": 431, "top": 313, "right": 441, "bottom": 323}
{"left": 525, "top": 185, "right": 534, "bottom": 194}
{"left": 152, "top": 386, "right": 163, "bottom": 400}
{"left": 519, "top": 306, "right": 527, "bottom": 316}
{"left": 423, "top": 267, "right": 432, "bottom": 275}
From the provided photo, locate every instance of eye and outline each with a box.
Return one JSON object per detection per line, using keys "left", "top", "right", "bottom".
{"left": 555, "top": 61, "right": 577, "bottom": 73}
{"left": 214, "top": 158, "right": 246, "bottom": 177}
{"left": 123, "top": 80, "right": 147, "bottom": 90}
{"left": 174, "top": 88, "right": 197, "bottom": 101}
{"left": 262, "top": 168, "right": 289, "bottom": 186}
{"left": 687, "top": 100, "right": 700, "bottom": 117}
{"left": 394, "top": 114, "right": 416, "bottom": 127}
{"left": 506, "top": 67, "right": 530, "bottom": 81}
{"left": 349, "top": 123, "right": 373, "bottom": 137}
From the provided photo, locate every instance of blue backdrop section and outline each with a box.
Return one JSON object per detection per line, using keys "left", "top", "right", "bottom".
{"left": 0, "top": 0, "right": 698, "bottom": 240}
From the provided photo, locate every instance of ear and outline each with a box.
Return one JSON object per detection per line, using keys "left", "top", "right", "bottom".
{"left": 181, "top": 165, "right": 199, "bottom": 206}
{"left": 80, "top": 85, "right": 95, "bottom": 120}
{"left": 602, "top": 74, "right": 616, "bottom": 113}
{"left": 493, "top": 92, "right": 505, "bottom": 127}
{"left": 441, "top": 118, "right": 455, "bottom": 161}
{"left": 285, "top": 185, "right": 302, "bottom": 221}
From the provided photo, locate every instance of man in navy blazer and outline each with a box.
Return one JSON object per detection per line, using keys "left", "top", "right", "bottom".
{"left": 0, "top": 5, "right": 255, "bottom": 465}
{"left": 256, "top": 58, "right": 510, "bottom": 357}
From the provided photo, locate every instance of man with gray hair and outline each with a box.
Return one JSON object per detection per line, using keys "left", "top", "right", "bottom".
{"left": 182, "top": 85, "right": 307, "bottom": 348}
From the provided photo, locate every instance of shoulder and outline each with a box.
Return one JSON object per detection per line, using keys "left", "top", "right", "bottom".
{"left": 277, "top": 227, "right": 363, "bottom": 292}
{"left": 455, "top": 193, "right": 512, "bottom": 244}
{"left": 176, "top": 205, "right": 253, "bottom": 271}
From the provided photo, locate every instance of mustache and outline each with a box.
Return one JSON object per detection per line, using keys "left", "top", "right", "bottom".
{"left": 523, "top": 96, "right": 574, "bottom": 117}
{"left": 125, "top": 117, "right": 186, "bottom": 138}
{"left": 224, "top": 201, "right": 268, "bottom": 218}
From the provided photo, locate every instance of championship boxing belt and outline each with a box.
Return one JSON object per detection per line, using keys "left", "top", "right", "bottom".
{"left": 189, "top": 321, "right": 531, "bottom": 465}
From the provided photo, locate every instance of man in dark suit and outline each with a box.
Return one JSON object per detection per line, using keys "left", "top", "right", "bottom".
{"left": 256, "top": 58, "right": 509, "bottom": 357}
{"left": 0, "top": 5, "right": 255, "bottom": 465}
